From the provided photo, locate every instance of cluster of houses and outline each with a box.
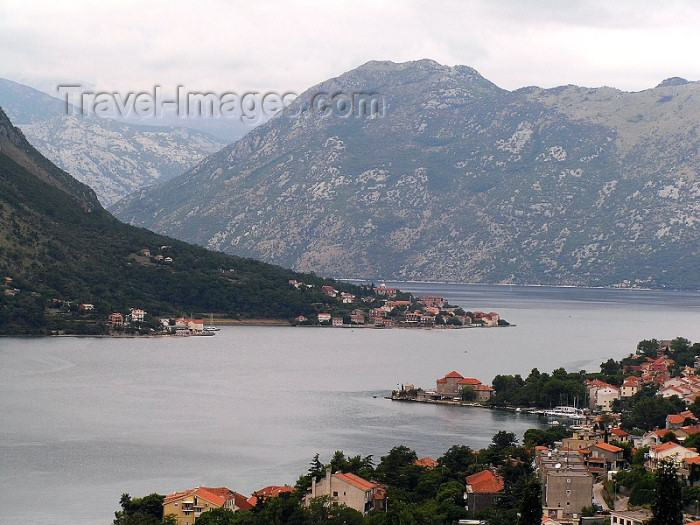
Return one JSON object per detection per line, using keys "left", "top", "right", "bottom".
{"left": 161, "top": 474, "right": 386, "bottom": 524}
{"left": 162, "top": 484, "right": 295, "bottom": 524}
{"left": 161, "top": 406, "right": 700, "bottom": 525}
{"left": 293, "top": 281, "right": 502, "bottom": 328}
{"left": 530, "top": 406, "right": 700, "bottom": 525}
{"left": 159, "top": 317, "right": 208, "bottom": 336}
{"left": 106, "top": 309, "right": 213, "bottom": 337}
{"left": 107, "top": 308, "right": 147, "bottom": 330}
{"left": 156, "top": 366, "right": 700, "bottom": 525}
{"left": 139, "top": 246, "right": 174, "bottom": 264}
{"left": 585, "top": 353, "right": 700, "bottom": 412}
{"left": 396, "top": 370, "right": 496, "bottom": 403}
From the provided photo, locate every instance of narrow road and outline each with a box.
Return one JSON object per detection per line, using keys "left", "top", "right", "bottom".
{"left": 592, "top": 482, "right": 610, "bottom": 511}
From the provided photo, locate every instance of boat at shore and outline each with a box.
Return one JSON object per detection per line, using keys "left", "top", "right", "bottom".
{"left": 204, "top": 313, "right": 220, "bottom": 332}
{"left": 543, "top": 406, "right": 585, "bottom": 420}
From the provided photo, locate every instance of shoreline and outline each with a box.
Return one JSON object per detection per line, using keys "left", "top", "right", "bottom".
{"left": 3, "top": 321, "right": 515, "bottom": 337}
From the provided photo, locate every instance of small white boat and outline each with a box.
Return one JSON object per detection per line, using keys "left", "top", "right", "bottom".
{"left": 204, "top": 313, "right": 220, "bottom": 332}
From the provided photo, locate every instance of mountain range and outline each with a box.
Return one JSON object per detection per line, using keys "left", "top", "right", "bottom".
{"left": 110, "top": 60, "right": 700, "bottom": 289}
{"left": 0, "top": 107, "right": 363, "bottom": 334}
{"left": 0, "top": 77, "right": 232, "bottom": 205}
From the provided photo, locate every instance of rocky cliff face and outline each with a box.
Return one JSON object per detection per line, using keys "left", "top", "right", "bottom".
{"left": 0, "top": 78, "right": 227, "bottom": 205}
{"left": 110, "top": 60, "right": 700, "bottom": 288}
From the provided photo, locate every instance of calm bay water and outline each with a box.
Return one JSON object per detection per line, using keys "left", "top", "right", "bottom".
{"left": 1, "top": 284, "right": 699, "bottom": 524}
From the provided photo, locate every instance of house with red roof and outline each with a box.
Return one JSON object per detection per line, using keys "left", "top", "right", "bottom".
{"left": 375, "top": 284, "right": 397, "bottom": 296}
{"left": 465, "top": 469, "right": 504, "bottom": 517}
{"left": 586, "top": 443, "right": 625, "bottom": 474}
{"left": 666, "top": 410, "right": 697, "bottom": 429}
{"left": 620, "top": 376, "right": 641, "bottom": 398}
{"left": 163, "top": 486, "right": 251, "bottom": 524}
{"left": 414, "top": 457, "right": 439, "bottom": 469}
{"left": 321, "top": 285, "right": 338, "bottom": 297}
{"left": 435, "top": 371, "right": 493, "bottom": 400}
{"left": 586, "top": 379, "right": 620, "bottom": 412}
{"left": 247, "top": 485, "right": 295, "bottom": 506}
{"left": 674, "top": 425, "right": 700, "bottom": 441}
{"left": 646, "top": 442, "right": 699, "bottom": 473}
{"left": 473, "top": 384, "right": 495, "bottom": 401}
{"left": 304, "top": 468, "right": 383, "bottom": 515}
{"left": 108, "top": 312, "right": 124, "bottom": 328}
{"left": 610, "top": 427, "right": 630, "bottom": 443}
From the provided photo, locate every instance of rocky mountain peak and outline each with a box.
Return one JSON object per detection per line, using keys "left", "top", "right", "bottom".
{"left": 111, "top": 62, "right": 700, "bottom": 289}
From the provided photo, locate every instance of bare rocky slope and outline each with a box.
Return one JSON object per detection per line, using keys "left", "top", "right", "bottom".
{"left": 0, "top": 78, "right": 227, "bottom": 205}
{"left": 110, "top": 60, "right": 699, "bottom": 288}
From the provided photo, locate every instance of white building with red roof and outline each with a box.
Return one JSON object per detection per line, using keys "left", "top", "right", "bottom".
{"left": 586, "top": 379, "right": 620, "bottom": 412}
{"left": 646, "top": 442, "right": 699, "bottom": 472}
{"left": 304, "top": 468, "right": 384, "bottom": 515}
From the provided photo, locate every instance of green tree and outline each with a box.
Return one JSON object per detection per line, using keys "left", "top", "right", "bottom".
{"left": 446, "top": 315, "right": 462, "bottom": 326}
{"left": 460, "top": 385, "right": 477, "bottom": 401}
{"left": 113, "top": 493, "right": 165, "bottom": 525}
{"left": 518, "top": 476, "right": 542, "bottom": 525}
{"left": 600, "top": 358, "right": 622, "bottom": 376}
{"left": 649, "top": 458, "right": 683, "bottom": 525}
{"left": 376, "top": 445, "right": 420, "bottom": 490}
{"left": 637, "top": 338, "right": 659, "bottom": 358}
{"left": 438, "top": 445, "right": 476, "bottom": 481}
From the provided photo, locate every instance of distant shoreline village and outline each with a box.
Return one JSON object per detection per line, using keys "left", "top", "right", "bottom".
{"left": 39, "top": 281, "right": 511, "bottom": 336}
{"left": 290, "top": 281, "right": 511, "bottom": 329}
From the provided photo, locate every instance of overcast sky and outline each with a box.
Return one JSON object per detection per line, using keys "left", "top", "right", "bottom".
{"left": 2, "top": 0, "right": 699, "bottom": 98}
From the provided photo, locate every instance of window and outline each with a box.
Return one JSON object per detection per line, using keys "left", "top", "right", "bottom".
{"left": 333, "top": 491, "right": 338, "bottom": 497}
{"left": 566, "top": 489, "right": 571, "bottom": 495}
{"left": 566, "top": 501, "right": 571, "bottom": 506}
{"left": 566, "top": 478, "right": 571, "bottom": 483}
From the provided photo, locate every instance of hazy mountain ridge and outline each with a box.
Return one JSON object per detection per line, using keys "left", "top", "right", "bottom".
{"left": 110, "top": 60, "right": 700, "bottom": 288}
{"left": 0, "top": 77, "right": 228, "bottom": 205}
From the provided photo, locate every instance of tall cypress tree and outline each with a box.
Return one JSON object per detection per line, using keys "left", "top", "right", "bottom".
{"left": 650, "top": 458, "right": 683, "bottom": 525}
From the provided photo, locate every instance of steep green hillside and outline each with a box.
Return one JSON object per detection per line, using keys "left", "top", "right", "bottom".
{"left": 0, "top": 108, "right": 363, "bottom": 334}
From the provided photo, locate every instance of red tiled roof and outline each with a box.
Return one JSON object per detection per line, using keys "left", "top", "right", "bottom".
{"left": 474, "top": 384, "right": 494, "bottom": 391}
{"left": 654, "top": 428, "right": 675, "bottom": 438}
{"left": 164, "top": 487, "right": 227, "bottom": 507}
{"left": 682, "top": 426, "right": 700, "bottom": 435}
{"left": 611, "top": 428, "right": 629, "bottom": 437}
{"left": 593, "top": 442, "right": 623, "bottom": 453}
{"left": 667, "top": 414, "right": 686, "bottom": 424}
{"left": 466, "top": 469, "right": 504, "bottom": 493}
{"left": 334, "top": 472, "right": 376, "bottom": 492}
{"left": 444, "top": 371, "right": 464, "bottom": 379}
{"left": 651, "top": 442, "right": 681, "bottom": 453}
{"left": 201, "top": 488, "right": 253, "bottom": 511}
{"left": 414, "top": 457, "right": 439, "bottom": 468}
{"left": 252, "top": 485, "right": 295, "bottom": 499}
{"left": 684, "top": 457, "right": 700, "bottom": 465}
{"left": 458, "top": 377, "right": 482, "bottom": 385}
{"left": 436, "top": 378, "right": 447, "bottom": 383}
